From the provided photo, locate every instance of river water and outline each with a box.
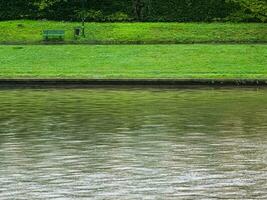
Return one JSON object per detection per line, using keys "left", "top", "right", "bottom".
{"left": 0, "top": 88, "right": 266, "bottom": 199}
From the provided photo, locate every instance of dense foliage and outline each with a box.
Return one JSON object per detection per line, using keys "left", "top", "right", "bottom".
{"left": 227, "top": 0, "right": 267, "bottom": 21}
{"left": 0, "top": 0, "right": 266, "bottom": 22}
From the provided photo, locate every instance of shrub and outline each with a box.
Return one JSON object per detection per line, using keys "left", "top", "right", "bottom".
{"left": 106, "top": 12, "right": 132, "bottom": 22}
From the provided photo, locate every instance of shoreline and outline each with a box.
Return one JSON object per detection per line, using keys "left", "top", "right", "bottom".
{"left": 1, "top": 79, "right": 267, "bottom": 88}
{"left": 1, "top": 41, "right": 267, "bottom": 45}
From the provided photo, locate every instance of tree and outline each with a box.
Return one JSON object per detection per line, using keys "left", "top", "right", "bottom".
{"left": 132, "top": 0, "right": 152, "bottom": 21}
{"left": 229, "top": 0, "right": 267, "bottom": 21}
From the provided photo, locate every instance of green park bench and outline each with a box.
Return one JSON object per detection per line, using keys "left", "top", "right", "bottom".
{"left": 43, "top": 30, "right": 65, "bottom": 41}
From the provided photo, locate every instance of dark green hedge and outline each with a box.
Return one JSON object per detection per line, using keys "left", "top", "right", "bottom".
{"left": 0, "top": 0, "right": 262, "bottom": 22}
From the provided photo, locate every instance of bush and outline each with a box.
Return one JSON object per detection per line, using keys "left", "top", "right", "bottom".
{"left": 106, "top": 12, "right": 132, "bottom": 22}
{"left": 86, "top": 10, "right": 104, "bottom": 21}
{"left": 225, "top": 11, "right": 262, "bottom": 22}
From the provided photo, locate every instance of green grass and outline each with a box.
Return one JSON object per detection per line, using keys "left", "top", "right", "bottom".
{"left": 0, "top": 20, "right": 266, "bottom": 44}
{"left": 0, "top": 44, "right": 266, "bottom": 79}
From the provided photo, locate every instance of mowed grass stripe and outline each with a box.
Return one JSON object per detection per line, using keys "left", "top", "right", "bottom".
{"left": 0, "top": 44, "right": 266, "bottom": 79}
{"left": 0, "top": 20, "right": 266, "bottom": 44}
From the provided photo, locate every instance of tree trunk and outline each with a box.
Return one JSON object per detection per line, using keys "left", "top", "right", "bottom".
{"left": 132, "top": 0, "right": 145, "bottom": 21}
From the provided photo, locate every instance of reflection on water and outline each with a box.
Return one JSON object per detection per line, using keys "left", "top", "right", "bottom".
{"left": 0, "top": 88, "right": 267, "bottom": 199}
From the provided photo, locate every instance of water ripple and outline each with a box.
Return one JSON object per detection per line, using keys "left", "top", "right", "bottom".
{"left": 0, "top": 88, "right": 267, "bottom": 199}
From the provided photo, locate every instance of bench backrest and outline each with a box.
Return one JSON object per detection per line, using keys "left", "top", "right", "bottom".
{"left": 43, "top": 30, "right": 65, "bottom": 35}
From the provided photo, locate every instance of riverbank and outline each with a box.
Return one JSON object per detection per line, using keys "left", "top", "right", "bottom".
{"left": 0, "top": 44, "right": 266, "bottom": 80}
{"left": 1, "top": 79, "right": 267, "bottom": 88}
{"left": 0, "top": 20, "right": 266, "bottom": 44}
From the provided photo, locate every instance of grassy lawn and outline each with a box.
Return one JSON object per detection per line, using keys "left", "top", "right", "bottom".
{"left": 0, "top": 44, "right": 266, "bottom": 79}
{"left": 0, "top": 20, "right": 266, "bottom": 44}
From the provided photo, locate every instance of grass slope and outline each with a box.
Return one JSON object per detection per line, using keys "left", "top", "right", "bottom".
{"left": 0, "top": 20, "right": 266, "bottom": 44}
{"left": 0, "top": 44, "right": 266, "bottom": 79}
